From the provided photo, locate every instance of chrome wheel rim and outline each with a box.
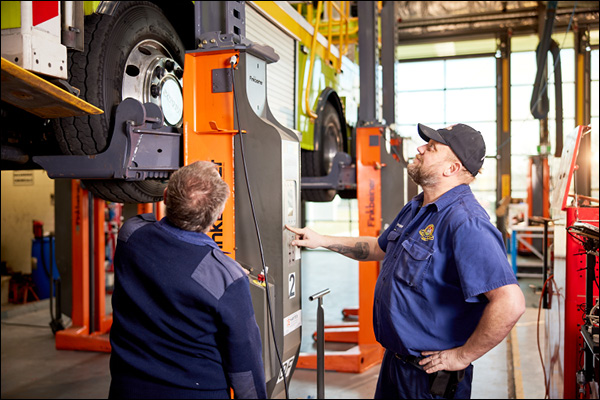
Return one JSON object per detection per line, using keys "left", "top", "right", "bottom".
{"left": 122, "top": 39, "right": 184, "bottom": 127}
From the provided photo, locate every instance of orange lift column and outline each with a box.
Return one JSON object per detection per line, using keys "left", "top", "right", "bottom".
{"left": 297, "top": 126, "right": 384, "bottom": 372}
{"left": 55, "top": 180, "right": 111, "bottom": 352}
{"left": 355, "top": 126, "right": 383, "bottom": 349}
{"left": 93, "top": 197, "right": 112, "bottom": 334}
{"left": 137, "top": 202, "right": 165, "bottom": 221}
{"left": 137, "top": 203, "right": 153, "bottom": 215}
{"left": 182, "top": 49, "right": 239, "bottom": 255}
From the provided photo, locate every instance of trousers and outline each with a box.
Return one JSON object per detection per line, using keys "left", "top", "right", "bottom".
{"left": 374, "top": 350, "right": 474, "bottom": 399}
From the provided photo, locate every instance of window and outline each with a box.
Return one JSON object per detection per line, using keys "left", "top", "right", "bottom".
{"left": 396, "top": 56, "right": 498, "bottom": 223}
{"left": 511, "top": 45, "right": 576, "bottom": 201}
{"left": 511, "top": 31, "right": 599, "bottom": 203}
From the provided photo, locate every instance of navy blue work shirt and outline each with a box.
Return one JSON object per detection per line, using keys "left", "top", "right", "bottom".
{"left": 375, "top": 184, "right": 517, "bottom": 357}
{"left": 109, "top": 214, "right": 267, "bottom": 399}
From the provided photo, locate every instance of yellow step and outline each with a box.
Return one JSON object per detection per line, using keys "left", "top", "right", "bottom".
{"left": 1, "top": 57, "right": 103, "bottom": 118}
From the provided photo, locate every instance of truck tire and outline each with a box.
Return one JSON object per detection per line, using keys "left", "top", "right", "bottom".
{"left": 301, "top": 102, "right": 343, "bottom": 202}
{"left": 53, "top": 2, "right": 185, "bottom": 203}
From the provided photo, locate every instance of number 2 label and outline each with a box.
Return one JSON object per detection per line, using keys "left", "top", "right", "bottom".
{"left": 288, "top": 273, "right": 296, "bottom": 299}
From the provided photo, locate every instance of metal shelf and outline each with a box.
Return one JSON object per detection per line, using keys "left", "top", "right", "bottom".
{"left": 580, "top": 325, "right": 599, "bottom": 360}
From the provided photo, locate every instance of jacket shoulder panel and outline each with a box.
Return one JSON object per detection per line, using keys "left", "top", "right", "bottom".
{"left": 191, "top": 249, "right": 246, "bottom": 300}
{"left": 118, "top": 213, "right": 156, "bottom": 242}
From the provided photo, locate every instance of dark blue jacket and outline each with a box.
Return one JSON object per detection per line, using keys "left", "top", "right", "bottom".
{"left": 109, "top": 214, "right": 266, "bottom": 399}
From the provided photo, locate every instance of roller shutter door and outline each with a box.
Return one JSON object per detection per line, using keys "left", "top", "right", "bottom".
{"left": 245, "top": 5, "right": 296, "bottom": 129}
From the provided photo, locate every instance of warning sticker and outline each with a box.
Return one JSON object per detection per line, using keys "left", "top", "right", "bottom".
{"left": 283, "top": 309, "right": 302, "bottom": 336}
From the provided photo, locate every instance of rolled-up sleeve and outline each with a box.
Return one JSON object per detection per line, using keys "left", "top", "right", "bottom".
{"left": 452, "top": 217, "right": 518, "bottom": 302}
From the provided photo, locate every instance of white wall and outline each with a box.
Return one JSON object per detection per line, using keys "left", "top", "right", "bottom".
{"left": 1, "top": 170, "right": 55, "bottom": 274}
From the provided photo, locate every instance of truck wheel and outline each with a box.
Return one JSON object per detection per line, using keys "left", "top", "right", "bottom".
{"left": 301, "top": 102, "right": 343, "bottom": 202}
{"left": 53, "top": 2, "right": 184, "bottom": 203}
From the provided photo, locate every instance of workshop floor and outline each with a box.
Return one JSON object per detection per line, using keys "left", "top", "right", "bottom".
{"left": 1, "top": 250, "right": 546, "bottom": 399}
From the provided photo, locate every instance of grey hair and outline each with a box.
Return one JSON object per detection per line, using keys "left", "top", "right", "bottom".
{"left": 165, "top": 161, "right": 230, "bottom": 233}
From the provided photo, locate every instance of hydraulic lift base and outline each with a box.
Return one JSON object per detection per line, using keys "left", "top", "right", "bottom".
{"left": 297, "top": 344, "right": 384, "bottom": 373}
{"left": 55, "top": 327, "right": 111, "bottom": 353}
{"left": 312, "top": 323, "right": 359, "bottom": 343}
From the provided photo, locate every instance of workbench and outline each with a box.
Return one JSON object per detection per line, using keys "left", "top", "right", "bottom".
{"left": 508, "top": 224, "right": 554, "bottom": 277}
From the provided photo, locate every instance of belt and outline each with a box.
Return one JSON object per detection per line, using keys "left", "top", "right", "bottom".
{"left": 394, "top": 353, "right": 425, "bottom": 371}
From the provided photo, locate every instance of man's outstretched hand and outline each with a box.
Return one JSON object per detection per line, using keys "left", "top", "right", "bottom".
{"left": 285, "top": 225, "right": 324, "bottom": 249}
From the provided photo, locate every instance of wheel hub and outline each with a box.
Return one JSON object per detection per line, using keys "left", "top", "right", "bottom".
{"left": 122, "top": 39, "right": 184, "bottom": 127}
{"left": 323, "top": 124, "right": 342, "bottom": 173}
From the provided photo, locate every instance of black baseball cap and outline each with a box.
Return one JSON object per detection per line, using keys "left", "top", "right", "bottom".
{"left": 417, "top": 123, "right": 486, "bottom": 177}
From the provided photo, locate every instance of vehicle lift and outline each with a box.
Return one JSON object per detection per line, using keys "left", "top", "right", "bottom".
{"left": 297, "top": 1, "right": 407, "bottom": 373}
{"left": 27, "top": 2, "right": 302, "bottom": 398}
{"left": 8, "top": 0, "right": 404, "bottom": 391}
{"left": 182, "top": 4, "right": 303, "bottom": 397}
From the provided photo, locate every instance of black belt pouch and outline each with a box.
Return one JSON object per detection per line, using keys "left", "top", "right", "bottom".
{"left": 429, "top": 369, "right": 465, "bottom": 399}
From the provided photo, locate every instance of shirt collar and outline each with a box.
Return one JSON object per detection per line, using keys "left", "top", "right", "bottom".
{"left": 410, "top": 192, "right": 426, "bottom": 212}
{"left": 432, "top": 184, "right": 472, "bottom": 211}
{"left": 412, "top": 184, "right": 472, "bottom": 213}
{"left": 157, "top": 217, "right": 220, "bottom": 250}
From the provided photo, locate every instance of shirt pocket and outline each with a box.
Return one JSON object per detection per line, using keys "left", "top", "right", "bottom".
{"left": 380, "top": 229, "right": 402, "bottom": 274}
{"left": 386, "top": 229, "right": 401, "bottom": 242}
{"left": 395, "top": 238, "right": 434, "bottom": 289}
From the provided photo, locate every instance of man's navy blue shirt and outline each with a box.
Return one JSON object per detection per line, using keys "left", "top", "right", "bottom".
{"left": 109, "top": 214, "right": 266, "bottom": 399}
{"left": 375, "top": 184, "right": 517, "bottom": 357}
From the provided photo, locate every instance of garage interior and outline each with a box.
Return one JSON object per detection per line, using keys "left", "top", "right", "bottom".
{"left": 1, "top": 1, "right": 599, "bottom": 399}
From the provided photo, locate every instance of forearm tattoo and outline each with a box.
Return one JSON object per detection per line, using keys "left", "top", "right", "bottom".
{"left": 327, "top": 242, "right": 370, "bottom": 260}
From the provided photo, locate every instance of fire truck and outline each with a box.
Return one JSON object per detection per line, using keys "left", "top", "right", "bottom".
{"left": 1, "top": 1, "right": 360, "bottom": 203}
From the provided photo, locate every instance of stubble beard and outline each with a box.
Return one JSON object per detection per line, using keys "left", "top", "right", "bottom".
{"left": 407, "top": 161, "right": 439, "bottom": 188}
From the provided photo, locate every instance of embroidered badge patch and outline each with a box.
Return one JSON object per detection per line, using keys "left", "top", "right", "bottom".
{"left": 419, "top": 224, "right": 435, "bottom": 241}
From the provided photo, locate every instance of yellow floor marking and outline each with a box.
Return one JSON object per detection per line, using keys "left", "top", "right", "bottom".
{"left": 511, "top": 327, "right": 524, "bottom": 399}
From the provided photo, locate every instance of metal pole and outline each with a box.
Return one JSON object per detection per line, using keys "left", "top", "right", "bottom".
{"left": 381, "top": 1, "right": 395, "bottom": 127}
{"left": 309, "top": 288, "right": 330, "bottom": 399}
{"left": 49, "top": 232, "right": 55, "bottom": 319}
{"left": 55, "top": 278, "right": 62, "bottom": 324}
{"left": 88, "top": 192, "right": 95, "bottom": 333}
{"left": 357, "top": 1, "right": 377, "bottom": 125}
{"left": 542, "top": 220, "right": 549, "bottom": 309}
{"left": 194, "top": 1, "right": 202, "bottom": 48}
{"left": 317, "top": 297, "right": 324, "bottom": 399}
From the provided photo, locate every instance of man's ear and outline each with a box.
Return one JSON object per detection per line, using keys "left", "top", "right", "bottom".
{"left": 219, "top": 201, "right": 227, "bottom": 216}
{"left": 163, "top": 188, "right": 168, "bottom": 203}
{"left": 443, "top": 161, "right": 463, "bottom": 177}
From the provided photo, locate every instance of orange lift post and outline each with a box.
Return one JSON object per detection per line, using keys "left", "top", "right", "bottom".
{"left": 55, "top": 180, "right": 112, "bottom": 352}
{"left": 296, "top": 1, "right": 403, "bottom": 373}
{"left": 182, "top": 48, "right": 240, "bottom": 256}
{"left": 297, "top": 126, "right": 386, "bottom": 372}
{"left": 55, "top": 186, "right": 166, "bottom": 353}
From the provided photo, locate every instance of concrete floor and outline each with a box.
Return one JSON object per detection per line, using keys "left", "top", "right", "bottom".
{"left": 1, "top": 250, "right": 546, "bottom": 399}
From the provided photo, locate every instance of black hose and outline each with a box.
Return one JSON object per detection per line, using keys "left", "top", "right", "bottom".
{"left": 530, "top": 1, "right": 558, "bottom": 119}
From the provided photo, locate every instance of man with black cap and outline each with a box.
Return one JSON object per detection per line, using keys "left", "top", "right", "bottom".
{"left": 286, "top": 123, "right": 525, "bottom": 399}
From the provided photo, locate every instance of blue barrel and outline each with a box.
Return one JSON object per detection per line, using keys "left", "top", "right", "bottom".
{"left": 31, "top": 237, "right": 60, "bottom": 300}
